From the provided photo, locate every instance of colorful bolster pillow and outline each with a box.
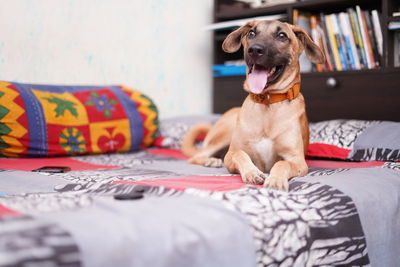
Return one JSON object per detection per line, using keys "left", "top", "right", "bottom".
{"left": 0, "top": 81, "right": 158, "bottom": 157}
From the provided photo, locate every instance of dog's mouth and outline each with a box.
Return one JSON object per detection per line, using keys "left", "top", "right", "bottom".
{"left": 247, "top": 64, "right": 285, "bottom": 94}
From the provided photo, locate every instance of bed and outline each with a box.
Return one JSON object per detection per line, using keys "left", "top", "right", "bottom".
{"left": 0, "top": 81, "right": 399, "bottom": 267}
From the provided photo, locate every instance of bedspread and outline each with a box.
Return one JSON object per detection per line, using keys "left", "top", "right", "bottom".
{"left": 0, "top": 148, "right": 399, "bottom": 267}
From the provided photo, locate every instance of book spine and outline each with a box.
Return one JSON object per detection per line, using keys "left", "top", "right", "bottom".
{"left": 361, "top": 10, "right": 376, "bottom": 68}
{"left": 356, "top": 5, "right": 373, "bottom": 69}
{"left": 325, "top": 14, "right": 342, "bottom": 71}
{"left": 389, "top": 21, "right": 400, "bottom": 30}
{"left": 319, "top": 13, "right": 334, "bottom": 71}
{"left": 310, "top": 15, "right": 323, "bottom": 72}
{"left": 348, "top": 8, "right": 367, "bottom": 69}
{"left": 296, "top": 11, "right": 313, "bottom": 72}
{"left": 339, "top": 12, "right": 357, "bottom": 70}
{"left": 331, "top": 14, "right": 348, "bottom": 70}
{"left": 395, "top": 32, "right": 400, "bottom": 67}
{"left": 371, "top": 10, "right": 383, "bottom": 57}
{"left": 344, "top": 12, "right": 361, "bottom": 69}
{"left": 365, "top": 10, "right": 380, "bottom": 67}
{"left": 293, "top": 9, "right": 299, "bottom": 25}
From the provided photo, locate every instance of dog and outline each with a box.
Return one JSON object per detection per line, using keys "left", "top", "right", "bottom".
{"left": 182, "top": 20, "right": 325, "bottom": 191}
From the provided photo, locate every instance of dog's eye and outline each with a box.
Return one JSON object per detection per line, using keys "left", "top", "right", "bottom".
{"left": 277, "top": 32, "right": 288, "bottom": 39}
{"left": 248, "top": 30, "right": 256, "bottom": 38}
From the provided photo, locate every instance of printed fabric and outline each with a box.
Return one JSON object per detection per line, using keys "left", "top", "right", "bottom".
{"left": 0, "top": 81, "right": 158, "bottom": 157}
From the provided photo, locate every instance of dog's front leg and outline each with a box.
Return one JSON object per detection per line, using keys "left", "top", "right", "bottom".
{"left": 224, "top": 150, "right": 267, "bottom": 185}
{"left": 264, "top": 158, "right": 308, "bottom": 191}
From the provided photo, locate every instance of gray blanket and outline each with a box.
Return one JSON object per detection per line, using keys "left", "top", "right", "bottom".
{"left": 0, "top": 150, "right": 399, "bottom": 267}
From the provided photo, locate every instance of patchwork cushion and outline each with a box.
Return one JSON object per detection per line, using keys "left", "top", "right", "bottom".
{"left": 0, "top": 81, "right": 158, "bottom": 157}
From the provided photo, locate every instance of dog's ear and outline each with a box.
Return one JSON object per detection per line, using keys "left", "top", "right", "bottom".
{"left": 222, "top": 21, "right": 255, "bottom": 53}
{"left": 290, "top": 24, "right": 325, "bottom": 64}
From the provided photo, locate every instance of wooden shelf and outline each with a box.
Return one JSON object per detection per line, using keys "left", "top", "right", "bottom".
{"left": 215, "top": 0, "right": 380, "bottom": 21}
{"left": 301, "top": 68, "right": 391, "bottom": 77}
{"left": 213, "top": 67, "right": 400, "bottom": 80}
{"left": 212, "top": 67, "right": 400, "bottom": 79}
{"left": 291, "top": 0, "right": 380, "bottom": 12}
{"left": 215, "top": 4, "right": 289, "bottom": 21}
{"left": 212, "top": 0, "right": 400, "bottom": 121}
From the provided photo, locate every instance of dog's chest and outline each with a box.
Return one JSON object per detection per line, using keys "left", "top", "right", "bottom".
{"left": 251, "top": 138, "right": 277, "bottom": 171}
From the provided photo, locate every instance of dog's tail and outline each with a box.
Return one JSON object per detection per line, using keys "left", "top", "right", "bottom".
{"left": 181, "top": 123, "right": 212, "bottom": 157}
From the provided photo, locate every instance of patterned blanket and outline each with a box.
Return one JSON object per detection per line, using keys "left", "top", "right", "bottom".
{"left": 0, "top": 148, "right": 399, "bottom": 267}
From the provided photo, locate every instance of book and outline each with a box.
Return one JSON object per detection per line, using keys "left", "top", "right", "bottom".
{"left": 348, "top": 8, "right": 368, "bottom": 69}
{"left": 310, "top": 15, "right": 324, "bottom": 72}
{"left": 364, "top": 11, "right": 380, "bottom": 67}
{"left": 345, "top": 12, "right": 361, "bottom": 69}
{"left": 325, "top": 14, "right": 342, "bottom": 71}
{"left": 293, "top": 10, "right": 313, "bottom": 72}
{"left": 395, "top": 32, "right": 400, "bottom": 67}
{"left": 213, "top": 64, "right": 246, "bottom": 77}
{"left": 319, "top": 13, "right": 334, "bottom": 71}
{"left": 293, "top": 8, "right": 299, "bottom": 26}
{"left": 287, "top": 6, "right": 382, "bottom": 72}
{"left": 331, "top": 14, "right": 349, "bottom": 70}
{"left": 339, "top": 12, "right": 360, "bottom": 70}
{"left": 388, "top": 21, "right": 400, "bottom": 30}
{"left": 361, "top": 10, "right": 376, "bottom": 68}
{"left": 356, "top": 6, "right": 373, "bottom": 69}
{"left": 371, "top": 10, "right": 383, "bottom": 57}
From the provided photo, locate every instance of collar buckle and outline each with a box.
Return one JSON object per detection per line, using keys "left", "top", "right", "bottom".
{"left": 266, "top": 93, "right": 270, "bottom": 105}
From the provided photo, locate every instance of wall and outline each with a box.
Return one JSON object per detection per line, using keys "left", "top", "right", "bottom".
{"left": 0, "top": 0, "right": 213, "bottom": 118}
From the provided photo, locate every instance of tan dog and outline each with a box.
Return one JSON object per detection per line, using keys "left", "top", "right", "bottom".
{"left": 182, "top": 20, "right": 325, "bottom": 191}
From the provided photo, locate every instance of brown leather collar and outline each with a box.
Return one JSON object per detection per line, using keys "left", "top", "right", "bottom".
{"left": 250, "top": 82, "right": 301, "bottom": 105}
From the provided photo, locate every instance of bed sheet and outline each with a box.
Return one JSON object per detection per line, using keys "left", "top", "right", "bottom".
{"left": 0, "top": 148, "right": 399, "bottom": 267}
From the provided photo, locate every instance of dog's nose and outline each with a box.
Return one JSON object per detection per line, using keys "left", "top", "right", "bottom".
{"left": 248, "top": 44, "right": 265, "bottom": 58}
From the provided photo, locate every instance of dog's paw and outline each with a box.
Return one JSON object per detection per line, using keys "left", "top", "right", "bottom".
{"left": 242, "top": 170, "right": 267, "bottom": 185}
{"left": 264, "top": 176, "right": 289, "bottom": 192}
{"left": 204, "top": 157, "right": 223, "bottom": 168}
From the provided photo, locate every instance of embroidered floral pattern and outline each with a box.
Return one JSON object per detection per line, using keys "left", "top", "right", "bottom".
{"left": 97, "top": 127, "right": 125, "bottom": 152}
{"left": 44, "top": 96, "right": 78, "bottom": 118}
{"left": 59, "top": 128, "right": 86, "bottom": 154}
{"left": 84, "top": 92, "right": 118, "bottom": 118}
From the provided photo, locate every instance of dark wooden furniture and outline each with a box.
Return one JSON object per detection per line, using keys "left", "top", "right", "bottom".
{"left": 212, "top": 0, "right": 400, "bottom": 122}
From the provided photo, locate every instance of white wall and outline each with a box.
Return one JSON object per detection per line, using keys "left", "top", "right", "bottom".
{"left": 0, "top": 0, "right": 213, "bottom": 118}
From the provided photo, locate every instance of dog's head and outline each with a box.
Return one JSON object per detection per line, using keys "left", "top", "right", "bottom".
{"left": 222, "top": 20, "right": 325, "bottom": 94}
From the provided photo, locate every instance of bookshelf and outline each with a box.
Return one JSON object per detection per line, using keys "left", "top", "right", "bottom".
{"left": 212, "top": 0, "right": 400, "bottom": 122}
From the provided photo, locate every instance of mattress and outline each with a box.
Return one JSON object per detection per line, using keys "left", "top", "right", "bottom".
{"left": 0, "top": 147, "right": 399, "bottom": 267}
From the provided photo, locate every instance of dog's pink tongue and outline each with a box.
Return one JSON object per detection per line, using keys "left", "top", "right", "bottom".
{"left": 248, "top": 68, "right": 268, "bottom": 94}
